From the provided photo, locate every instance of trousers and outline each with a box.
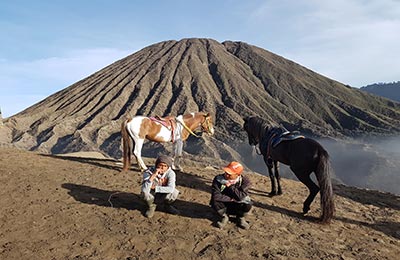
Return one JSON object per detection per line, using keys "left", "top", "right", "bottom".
{"left": 141, "top": 188, "right": 179, "bottom": 204}
{"left": 211, "top": 200, "right": 252, "bottom": 217}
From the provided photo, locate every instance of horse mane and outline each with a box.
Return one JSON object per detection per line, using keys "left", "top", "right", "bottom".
{"left": 247, "top": 116, "right": 278, "bottom": 137}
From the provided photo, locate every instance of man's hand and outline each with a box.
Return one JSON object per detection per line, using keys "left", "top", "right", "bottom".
{"left": 149, "top": 169, "right": 160, "bottom": 182}
{"left": 225, "top": 180, "right": 235, "bottom": 187}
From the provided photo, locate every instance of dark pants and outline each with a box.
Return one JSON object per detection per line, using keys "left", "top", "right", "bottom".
{"left": 211, "top": 201, "right": 252, "bottom": 217}
{"left": 154, "top": 193, "right": 172, "bottom": 205}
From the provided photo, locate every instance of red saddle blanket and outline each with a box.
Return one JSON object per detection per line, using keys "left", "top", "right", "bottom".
{"left": 148, "top": 116, "right": 177, "bottom": 142}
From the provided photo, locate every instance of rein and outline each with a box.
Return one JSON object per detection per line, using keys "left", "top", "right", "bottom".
{"left": 177, "top": 118, "right": 201, "bottom": 138}
{"left": 177, "top": 114, "right": 212, "bottom": 138}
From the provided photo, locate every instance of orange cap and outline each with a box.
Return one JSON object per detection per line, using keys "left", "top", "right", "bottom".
{"left": 223, "top": 161, "right": 244, "bottom": 175}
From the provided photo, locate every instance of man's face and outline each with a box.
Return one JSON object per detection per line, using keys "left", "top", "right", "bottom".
{"left": 224, "top": 171, "right": 238, "bottom": 180}
{"left": 156, "top": 162, "right": 169, "bottom": 173}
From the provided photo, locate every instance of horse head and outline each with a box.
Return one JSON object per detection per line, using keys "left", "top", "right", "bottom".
{"left": 243, "top": 116, "right": 259, "bottom": 146}
{"left": 200, "top": 112, "right": 214, "bottom": 135}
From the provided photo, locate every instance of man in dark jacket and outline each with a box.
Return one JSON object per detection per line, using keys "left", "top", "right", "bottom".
{"left": 210, "top": 161, "right": 252, "bottom": 229}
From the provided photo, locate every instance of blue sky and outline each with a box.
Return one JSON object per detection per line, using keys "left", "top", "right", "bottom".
{"left": 1, "top": 0, "right": 399, "bottom": 117}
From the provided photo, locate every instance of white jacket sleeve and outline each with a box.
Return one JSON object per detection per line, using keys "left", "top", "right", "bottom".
{"left": 155, "top": 169, "right": 176, "bottom": 194}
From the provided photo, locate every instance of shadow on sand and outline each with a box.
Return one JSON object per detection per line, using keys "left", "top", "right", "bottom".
{"left": 61, "top": 183, "right": 214, "bottom": 221}
{"left": 252, "top": 198, "right": 400, "bottom": 239}
{"left": 334, "top": 184, "right": 400, "bottom": 210}
{"left": 175, "top": 170, "right": 212, "bottom": 194}
{"left": 252, "top": 200, "right": 319, "bottom": 223}
{"left": 336, "top": 216, "right": 400, "bottom": 239}
{"left": 41, "top": 154, "right": 122, "bottom": 172}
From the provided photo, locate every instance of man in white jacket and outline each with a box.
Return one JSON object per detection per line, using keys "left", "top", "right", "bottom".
{"left": 141, "top": 155, "right": 180, "bottom": 218}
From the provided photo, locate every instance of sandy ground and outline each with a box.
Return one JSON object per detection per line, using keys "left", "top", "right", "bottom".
{"left": 0, "top": 147, "right": 399, "bottom": 260}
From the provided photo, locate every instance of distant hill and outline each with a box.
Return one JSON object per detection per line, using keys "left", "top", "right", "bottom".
{"left": 360, "top": 81, "right": 400, "bottom": 102}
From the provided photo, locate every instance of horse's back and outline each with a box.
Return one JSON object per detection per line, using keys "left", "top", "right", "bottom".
{"left": 293, "top": 137, "right": 326, "bottom": 158}
{"left": 274, "top": 137, "right": 325, "bottom": 169}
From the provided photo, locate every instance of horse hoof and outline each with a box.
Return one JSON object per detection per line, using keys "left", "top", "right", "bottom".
{"left": 269, "top": 191, "right": 277, "bottom": 196}
{"left": 302, "top": 207, "right": 310, "bottom": 215}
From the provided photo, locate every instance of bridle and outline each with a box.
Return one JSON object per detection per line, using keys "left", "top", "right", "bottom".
{"left": 200, "top": 114, "right": 213, "bottom": 135}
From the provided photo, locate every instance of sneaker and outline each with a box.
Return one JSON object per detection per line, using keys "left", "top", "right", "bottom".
{"left": 238, "top": 217, "right": 250, "bottom": 229}
{"left": 217, "top": 214, "right": 229, "bottom": 229}
{"left": 145, "top": 204, "right": 156, "bottom": 218}
{"left": 165, "top": 204, "right": 180, "bottom": 215}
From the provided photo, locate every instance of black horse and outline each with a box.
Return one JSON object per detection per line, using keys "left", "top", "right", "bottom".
{"left": 243, "top": 116, "right": 335, "bottom": 223}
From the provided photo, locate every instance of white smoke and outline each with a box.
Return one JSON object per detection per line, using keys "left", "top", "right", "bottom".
{"left": 239, "top": 136, "right": 400, "bottom": 195}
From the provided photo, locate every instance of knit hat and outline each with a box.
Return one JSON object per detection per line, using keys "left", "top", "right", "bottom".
{"left": 223, "top": 161, "right": 243, "bottom": 175}
{"left": 155, "top": 155, "right": 173, "bottom": 167}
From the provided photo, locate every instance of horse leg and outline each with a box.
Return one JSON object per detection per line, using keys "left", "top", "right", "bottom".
{"left": 292, "top": 168, "right": 319, "bottom": 214}
{"left": 274, "top": 161, "right": 283, "bottom": 195}
{"left": 121, "top": 119, "right": 133, "bottom": 172}
{"left": 133, "top": 138, "right": 148, "bottom": 170}
{"left": 265, "top": 157, "right": 277, "bottom": 195}
{"left": 172, "top": 140, "right": 183, "bottom": 171}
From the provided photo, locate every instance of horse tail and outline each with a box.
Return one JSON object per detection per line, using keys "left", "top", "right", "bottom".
{"left": 315, "top": 148, "right": 335, "bottom": 223}
{"left": 121, "top": 118, "right": 133, "bottom": 172}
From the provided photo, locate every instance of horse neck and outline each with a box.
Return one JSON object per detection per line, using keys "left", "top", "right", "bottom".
{"left": 262, "top": 125, "right": 272, "bottom": 137}
{"left": 252, "top": 122, "right": 267, "bottom": 142}
{"left": 180, "top": 113, "right": 202, "bottom": 140}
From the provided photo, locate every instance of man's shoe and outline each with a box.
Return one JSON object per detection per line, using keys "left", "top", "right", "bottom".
{"left": 237, "top": 217, "right": 250, "bottom": 229}
{"left": 145, "top": 204, "right": 156, "bottom": 218}
{"left": 217, "top": 214, "right": 229, "bottom": 229}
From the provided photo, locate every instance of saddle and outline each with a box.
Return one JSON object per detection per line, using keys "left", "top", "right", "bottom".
{"left": 260, "top": 127, "right": 305, "bottom": 166}
{"left": 271, "top": 131, "right": 304, "bottom": 148}
{"left": 149, "top": 116, "right": 177, "bottom": 142}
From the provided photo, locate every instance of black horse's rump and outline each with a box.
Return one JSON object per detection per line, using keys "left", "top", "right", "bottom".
{"left": 243, "top": 116, "right": 335, "bottom": 223}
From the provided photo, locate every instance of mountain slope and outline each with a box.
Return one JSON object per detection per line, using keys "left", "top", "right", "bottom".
{"left": 1, "top": 38, "right": 400, "bottom": 161}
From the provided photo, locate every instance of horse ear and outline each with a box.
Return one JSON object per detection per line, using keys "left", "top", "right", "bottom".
{"left": 204, "top": 112, "right": 210, "bottom": 117}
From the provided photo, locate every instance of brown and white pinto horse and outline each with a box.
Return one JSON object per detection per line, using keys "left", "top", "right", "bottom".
{"left": 121, "top": 112, "right": 214, "bottom": 171}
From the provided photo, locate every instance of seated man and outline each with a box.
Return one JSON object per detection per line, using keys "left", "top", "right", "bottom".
{"left": 210, "top": 161, "right": 252, "bottom": 229}
{"left": 141, "top": 155, "right": 180, "bottom": 218}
